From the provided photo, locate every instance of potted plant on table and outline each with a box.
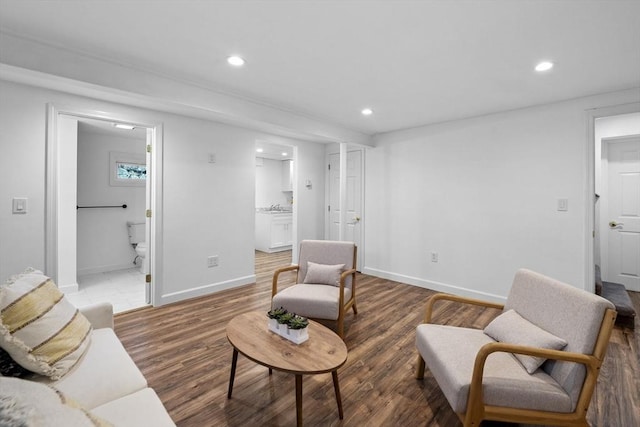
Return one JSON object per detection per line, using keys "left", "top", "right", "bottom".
{"left": 266, "top": 308, "right": 309, "bottom": 344}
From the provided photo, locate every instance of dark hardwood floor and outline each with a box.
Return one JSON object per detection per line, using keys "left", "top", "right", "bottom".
{"left": 114, "top": 251, "right": 640, "bottom": 426}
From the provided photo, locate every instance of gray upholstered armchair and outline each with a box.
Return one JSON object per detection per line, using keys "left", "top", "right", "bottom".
{"left": 415, "top": 268, "right": 617, "bottom": 427}
{"left": 271, "top": 240, "right": 357, "bottom": 338}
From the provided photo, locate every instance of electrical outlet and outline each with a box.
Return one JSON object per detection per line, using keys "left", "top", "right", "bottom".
{"left": 207, "top": 255, "right": 219, "bottom": 267}
{"left": 431, "top": 252, "right": 438, "bottom": 263}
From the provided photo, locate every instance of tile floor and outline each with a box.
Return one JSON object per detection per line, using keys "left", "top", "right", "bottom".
{"left": 65, "top": 268, "right": 148, "bottom": 314}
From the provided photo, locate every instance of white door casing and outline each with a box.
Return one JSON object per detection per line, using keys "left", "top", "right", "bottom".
{"left": 603, "top": 135, "right": 640, "bottom": 291}
{"left": 46, "top": 104, "right": 163, "bottom": 305}
{"left": 56, "top": 115, "right": 79, "bottom": 292}
{"left": 144, "top": 128, "right": 152, "bottom": 304}
{"left": 328, "top": 150, "right": 363, "bottom": 269}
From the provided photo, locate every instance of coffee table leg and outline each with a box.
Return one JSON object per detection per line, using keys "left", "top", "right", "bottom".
{"left": 295, "top": 374, "right": 303, "bottom": 427}
{"left": 332, "top": 370, "right": 344, "bottom": 419}
{"left": 227, "top": 349, "right": 238, "bottom": 399}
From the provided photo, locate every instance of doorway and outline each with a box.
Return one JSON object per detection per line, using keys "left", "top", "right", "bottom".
{"left": 592, "top": 111, "right": 640, "bottom": 292}
{"left": 327, "top": 149, "right": 364, "bottom": 270}
{"left": 254, "top": 141, "right": 296, "bottom": 260}
{"left": 45, "top": 105, "right": 162, "bottom": 312}
{"left": 598, "top": 131, "right": 640, "bottom": 292}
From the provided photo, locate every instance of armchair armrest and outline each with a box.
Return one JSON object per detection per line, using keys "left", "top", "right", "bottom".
{"left": 271, "top": 264, "right": 299, "bottom": 297}
{"left": 422, "top": 293, "right": 504, "bottom": 324}
{"left": 338, "top": 268, "right": 357, "bottom": 303}
{"left": 79, "top": 302, "right": 114, "bottom": 330}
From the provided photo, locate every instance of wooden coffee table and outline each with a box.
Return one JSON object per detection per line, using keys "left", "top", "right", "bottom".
{"left": 226, "top": 311, "right": 348, "bottom": 426}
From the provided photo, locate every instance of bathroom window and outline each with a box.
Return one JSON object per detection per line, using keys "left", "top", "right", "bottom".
{"left": 110, "top": 151, "right": 146, "bottom": 187}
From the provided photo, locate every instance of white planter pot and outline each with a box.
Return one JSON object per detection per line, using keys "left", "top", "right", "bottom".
{"left": 268, "top": 318, "right": 281, "bottom": 334}
{"left": 284, "top": 327, "right": 309, "bottom": 344}
{"left": 267, "top": 319, "right": 309, "bottom": 344}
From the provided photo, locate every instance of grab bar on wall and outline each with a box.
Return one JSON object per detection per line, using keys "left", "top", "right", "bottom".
{"left": 77, "top": 204, "right": 127, "bottom": 209}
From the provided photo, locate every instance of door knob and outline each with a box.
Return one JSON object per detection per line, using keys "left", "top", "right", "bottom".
{"left": 609, "top": 221, "right": 624, "bottom": 228}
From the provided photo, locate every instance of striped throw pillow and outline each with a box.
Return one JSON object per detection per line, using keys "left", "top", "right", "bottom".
{"left": 0, "top": 268, "right": 92, "bottom": 380}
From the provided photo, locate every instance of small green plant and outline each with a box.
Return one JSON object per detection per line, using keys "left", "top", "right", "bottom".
{"left": 267, "top": 307, "right": 288, "bottom": 319}
{"left": 277, "top": 312, "right": 295, "bottom": 324}
{"left": 287, "top": 315, "right": 309, "bottom": 330}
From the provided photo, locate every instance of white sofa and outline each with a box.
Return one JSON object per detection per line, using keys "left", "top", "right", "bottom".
{"left": 26, "top": 302, "right": 175, "bottom": 426}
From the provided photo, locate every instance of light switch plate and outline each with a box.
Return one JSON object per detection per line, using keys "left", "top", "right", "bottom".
{"left": 13, "top": 197, "right": 28, "bottom": 214}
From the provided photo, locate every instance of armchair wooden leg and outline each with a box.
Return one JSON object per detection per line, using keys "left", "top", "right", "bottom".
{"left": 352, "top": 302, "right": 358, "bottom": 315}
{"left": 415, "top": 355, "right": 425, "bottom": 379}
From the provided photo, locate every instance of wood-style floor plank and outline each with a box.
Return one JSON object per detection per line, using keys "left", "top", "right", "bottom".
{"left": 114, "top": 251, "right": 640, "bottom": 426}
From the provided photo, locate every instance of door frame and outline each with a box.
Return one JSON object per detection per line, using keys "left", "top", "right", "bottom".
{"left": 45, "top": 103, "right": 164, "bottom": 306}
{"left": 600, "top": 134, "right": 640, "bottom": 288}
{"left": 586, "top": 102, "right": 640, "bottom": 292}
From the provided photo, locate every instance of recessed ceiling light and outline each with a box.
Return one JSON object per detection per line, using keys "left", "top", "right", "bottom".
{"left": 361, "top": 108, "right": 373, "bottom": 116}
{"left": 281, "top": 152, "right": 288, "bottom": 156}
{"left": 256, "top": 148, "right": 264, "bottom": 153}
{"left": 535, "top": 61, "right": 554, "bottom": 72}
{"left": 114, "top": 123, "right": 135, "bottom": 130}
{"left": 227, "top": 56, "right": 245, "bottom": 67}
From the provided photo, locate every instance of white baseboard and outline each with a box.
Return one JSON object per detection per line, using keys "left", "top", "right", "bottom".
{"left": 158, "top": 274, "right": 257, "bottom": 305}
{"left": 361, "top": 267, "right": 506, "bottom": 303}
{"left": 59, "top": 282, "right": 79, "bottom": 294}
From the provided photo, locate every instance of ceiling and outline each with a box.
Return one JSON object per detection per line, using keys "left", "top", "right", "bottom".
{"left": 78, "top": 118, "right": 147, "bottom": 141}
{"left": 0, "top": 0, "right": 638, "bottom": 136}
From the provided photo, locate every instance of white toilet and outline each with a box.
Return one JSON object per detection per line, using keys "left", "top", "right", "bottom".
{"left": 126, "top": 221, "right": 147, "bottom": 274}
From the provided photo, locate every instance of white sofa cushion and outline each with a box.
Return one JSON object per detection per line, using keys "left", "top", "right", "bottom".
{"left": 33, "top": 328, "right": 147, "bottom": 409}
{"left": 272, "top": 284, "right": 352, "bottom": 320}
{"left": 92, "top": 388, "right": 176, "bottom": 427}
{"left": 416, "top": 324, "right": 572, "bottom": 414}
{"left": 0, "top": 377, "right": 112, "bottom": 427}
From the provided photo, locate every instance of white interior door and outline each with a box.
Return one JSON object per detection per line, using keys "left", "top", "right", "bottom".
{"left": 328, "top": 150, "right": 363, "bottom": 269}
{"left": 605, "top": 135, "right": 640, "bottom": 291}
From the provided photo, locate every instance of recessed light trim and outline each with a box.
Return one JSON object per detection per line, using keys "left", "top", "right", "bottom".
{"left": 535, "top": 61, "right": 554, "bottom": 72}
{"left": 361, "top": 108, "right": 373, "bottom": 116}
{"left": 256, "top": 148, "right": 264, "bottom": 153}
{"left": 281, "top": 152, "right": 288, "bottom": 156}
{"left": 227, "top": 55, "right": 246, "bottom": 66}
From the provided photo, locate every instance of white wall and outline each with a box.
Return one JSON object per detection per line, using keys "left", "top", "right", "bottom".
{"left": 76, "top": 125, "right": 146, "bottom": 275}
{"left": 255, "top": 158, "right": 291, "bottom": 208}
{"left": 0, "top": 80, "right": 327, "bottom": 305}
{"left": 366, "top": 89, "right": 640, "bottom": 301}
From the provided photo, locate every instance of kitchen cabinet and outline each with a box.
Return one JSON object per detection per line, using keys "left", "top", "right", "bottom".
{"left": 282, "top": 159, "right": 293, "bottom": 192}
{"left": 255, "top": 212, "right": 293, "bottom": 252}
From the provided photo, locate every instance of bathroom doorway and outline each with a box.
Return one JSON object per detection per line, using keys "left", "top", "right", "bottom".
{"left": 71, "top": 119, "right": 149, "bottom": 312}
{"left": 45, "top": 106, "right": 161, "bottom": 314}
